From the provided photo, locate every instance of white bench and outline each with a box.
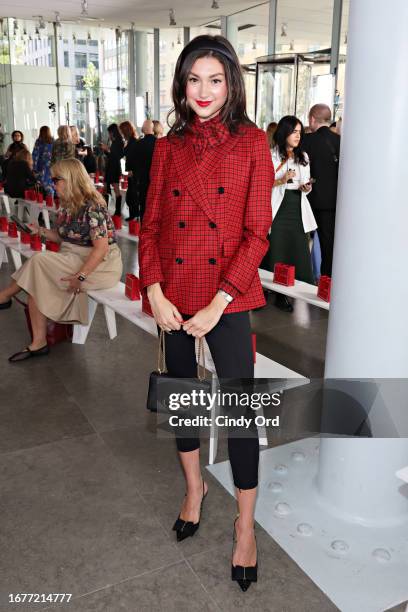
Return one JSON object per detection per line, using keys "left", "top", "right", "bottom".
{"left": 259, "top": 267, "right": 330, "bottom": 311}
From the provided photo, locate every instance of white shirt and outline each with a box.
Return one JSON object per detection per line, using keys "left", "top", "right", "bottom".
{"left": 271, "top": 147, "right": 317, "bottom": 233}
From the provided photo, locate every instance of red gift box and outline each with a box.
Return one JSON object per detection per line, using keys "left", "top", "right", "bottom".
{"left": 97, "top": 186, "right": 104, "bottom": 194}
{"left": 30, "top": 235, "right": 42, "bottom": 251}
{"left": 21, "top": 231, "right": 31, "bottom": 244}
{"left": 54, "top": 197, "right": 60, "bottom": 210}
{"left": 112, "top": 215, "right": 122, "bottom": 230}
{"left": 29, "top": 190, "right": 37, "bottom": 201}
{"left": 252, "top": 333, "right": 256, "bottom": 363}
{"left": 274, "top": 262, "right": 295, "bottom": 286}
{"left": 8, "top": 221, "right": 18, "bottom": 238}
{"left": 46, "top": 240, "right": 60, "bottom": 252}
{"left": 142, "top": 294, "right": 153, "bottom": 317}
{"left": 125, "top": 274, "right": 140, "bottom": 301}
{"left": 24, "top": 189, "right": 31, "bottom": 200}
{"left": 128, "top": 219, "right": 140, "bottom": 236}
{"left": 37, "top": 193, "right": 44, "bottom": 203}
{"left": 0, "top": 216, "right": 8, "bottom": 232}
{"left": 95, "top": 171, "right": 100, "bottom": 183}
{"left": 46, "top": 194, "right": 53, "bottom": 207}
{"left": 317, "top": 275, "right": 331, "bottom": 302}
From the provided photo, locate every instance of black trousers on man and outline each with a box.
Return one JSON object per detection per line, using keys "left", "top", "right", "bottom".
{"left": 314, "top": 209, "right": 336, "bottom": 277}
{"left": 163, "top": 311, "right": 259, "bottom": 490}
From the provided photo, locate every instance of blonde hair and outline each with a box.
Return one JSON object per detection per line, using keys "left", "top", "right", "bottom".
{"left": 57, "top": 125, "right": 72, "bottom": 142}
{"left": 51, "top": 158, "right": 105, "bottom": 214}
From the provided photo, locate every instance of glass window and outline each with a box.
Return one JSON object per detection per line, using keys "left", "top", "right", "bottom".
{"left": 75, "top": 75, "right": 84, "bottom": 90}
{"left": 75, "top": 52, "right": 87, "bottom": 69}
{"left": 159, "top": 64, "right": 166, "bottom": 80}
{"left": 88, "top": 40, "right": 98, "bottom": 47}
{"left": 64, "top": 51, "right": 69, "bottom": 67}
{"left": 276, "top": 0, "right": 334, "bottom": 53}
{"left": 89, "top": 53, "right": 99, "bottom": 69}
{"left": 77, "top": 39, "right": 87, "bottom": 45}
{"left": 158, "top": 29, "right": 184, "bottom": 127}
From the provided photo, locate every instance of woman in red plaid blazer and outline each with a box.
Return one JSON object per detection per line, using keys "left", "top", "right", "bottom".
{"left": 139, "top": 35, "right": 274, "bottom": 589}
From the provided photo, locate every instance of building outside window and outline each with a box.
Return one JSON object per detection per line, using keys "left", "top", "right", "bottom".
{"left": 75, "top": 53, "right": 87, "bottom": 69}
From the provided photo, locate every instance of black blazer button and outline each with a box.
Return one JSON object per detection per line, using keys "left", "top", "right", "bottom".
{"left": 175, "top": 257, "right": 183, "bottom": 264}
{"left": 173, "top": 189, "right": 180, "bottom": 196}
{"left": 209, "top": 258, "right": 216, "bottom": 264}
{"left": 218, "top": 187, "right": 224, "bottom": 194}
{"left": 178, "top": 221, "right": 185, "bottom": 228}
{"left": 209, "top": 222, "right": 217, "bottom": 229}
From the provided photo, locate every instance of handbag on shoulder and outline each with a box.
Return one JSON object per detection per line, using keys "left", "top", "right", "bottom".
{"left": 147, "top": 330, "right": 211, "bottom": 414}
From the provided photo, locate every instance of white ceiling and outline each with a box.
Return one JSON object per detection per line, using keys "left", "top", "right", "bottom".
{"left": 0, "top": 0, "right": 349, "bottom": 34}
{"left": 0, "top": 0, "right": 266, "bottom": 29}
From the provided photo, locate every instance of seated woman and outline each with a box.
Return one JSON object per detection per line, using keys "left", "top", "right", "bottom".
{"left": 0, "top": 158, "right": 123, "bottom": 362}
{"left": 4, "top": 148, "right": 36, "bottom": 198}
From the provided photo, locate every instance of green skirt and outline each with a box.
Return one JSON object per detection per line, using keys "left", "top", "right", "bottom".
{"left": 261, "top": 189, "right": 314, "bottom": 284}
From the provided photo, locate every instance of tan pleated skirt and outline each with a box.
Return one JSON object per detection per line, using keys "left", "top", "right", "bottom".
{"left": 12, "top": 242, "right": 123, "bottom": 325}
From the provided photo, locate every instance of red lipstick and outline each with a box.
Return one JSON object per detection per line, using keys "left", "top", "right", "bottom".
{"left": 196, "top": 100, "right": 211, "bottom": 107}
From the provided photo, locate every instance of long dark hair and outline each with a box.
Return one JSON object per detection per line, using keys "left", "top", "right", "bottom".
{"left": 11, "top": 130, "right": 24, "bottom": 142}
{"left": 274, "top": 116, "right": 308, "bottom": 166}
{"left": 168, "top": 35, "right": 253, "bottom": 138}
{"left": 38, "top": 126, "right": 53, "bottom": 144}
{"left": 108, "top": 123, "right": 123, "bottom": 142}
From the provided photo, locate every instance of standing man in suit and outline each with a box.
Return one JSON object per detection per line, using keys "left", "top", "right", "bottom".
{"left": 137, "top": 120, "right": 157, "bottom": 221}
{"left": 303, "top": 104, "right": 340, "bottom": 277}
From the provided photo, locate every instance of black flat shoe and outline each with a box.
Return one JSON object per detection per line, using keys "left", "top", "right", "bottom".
{"left": 0, "top": 299, "right": 12, "bottom": 310}
{"left": 173, "top": 481, "right": 207, "bottom": 542}
{"left": 274, "top": 294, "right": 293, "bottom": 313}
{"left": 9, "top": 345, "right": 49, "bottom": 362}
{"left": 231, "top": 518, "right": 258, "bottom": 592}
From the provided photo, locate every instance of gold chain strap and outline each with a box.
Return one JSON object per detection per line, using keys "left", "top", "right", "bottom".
{"left": 157, "top": 330, "right": 206, "bottom": 379}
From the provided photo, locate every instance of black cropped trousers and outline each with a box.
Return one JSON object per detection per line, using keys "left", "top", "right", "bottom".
{"left": 163, "top": 311, "right": 259, "bottom": 490}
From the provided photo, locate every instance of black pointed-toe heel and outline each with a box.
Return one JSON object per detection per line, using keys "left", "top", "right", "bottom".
{"left": 231, "top": 518, "right": 258, "bottom": 592}
{"left": 173, "top": 481, "right": 207, "bottom": 542}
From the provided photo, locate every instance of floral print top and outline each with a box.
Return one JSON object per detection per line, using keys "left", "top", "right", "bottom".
{"left": 56, "top": 201, "right": 117, "bottom": 247}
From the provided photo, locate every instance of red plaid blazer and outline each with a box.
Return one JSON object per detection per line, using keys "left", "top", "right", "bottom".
{"left": 139, "top": 123, "right": 274, "bottom": 315}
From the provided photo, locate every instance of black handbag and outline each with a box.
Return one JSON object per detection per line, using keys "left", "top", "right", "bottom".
{"left": 147, "top": 330, "right": 211, "bottom": 414}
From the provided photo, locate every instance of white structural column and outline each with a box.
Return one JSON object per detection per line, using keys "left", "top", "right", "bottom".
{"left": 318, "top": 0, "right": 408, "bottom": 524}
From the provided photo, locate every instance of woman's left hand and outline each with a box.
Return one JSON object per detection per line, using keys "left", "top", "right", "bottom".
{"left": 182, "top": 294, "right": 228, "bottom": 338}
{"left": 61, "top": 275, "right": 82, "bottom": 294}
{"left": 300, "top": 182, "right": 312, "bottom": 193}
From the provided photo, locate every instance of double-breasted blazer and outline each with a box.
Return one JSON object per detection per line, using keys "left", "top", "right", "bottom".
{"left": 139, "top": 118, "right": 274, "bottom": 315}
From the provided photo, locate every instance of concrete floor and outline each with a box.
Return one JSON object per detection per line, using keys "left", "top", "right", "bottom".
{"left": 0, "top": 236, "right": 405, "bottom": 612}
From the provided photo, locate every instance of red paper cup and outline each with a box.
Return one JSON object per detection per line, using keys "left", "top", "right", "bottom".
{"left": 54, "top": 197, "right": 60, "bottom": 210}
{"left": 128, "top": 220, "right": 140, "bottom": 236}
{"left": 37, "top": 193, "right": 44, "bottom": 203}
{"left": 46, "top": 194, "right": 53, "bottom": 207}
{"left": 30, "top": 235, "right": 42, "bottom": 251}
{"left": 21, "top": 231, "right": 31, "bottom": 244}
{"left": 0, "top": 216, "right": 8, "bottom": 232}
{"left": 24, "top": 190, "right": 30, "bottom": 200}
{"left": 8, "top": 221, "right": 18, "bottom": 238}
{"left": 112, "top": 215, "right": 122, "bottom": 230}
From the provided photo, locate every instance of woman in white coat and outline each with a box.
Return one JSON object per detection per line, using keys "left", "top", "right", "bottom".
{"left": 261, "top": 115, "right": 317, "bottom": 311}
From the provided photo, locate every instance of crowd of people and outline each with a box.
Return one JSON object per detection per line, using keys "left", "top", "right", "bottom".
{"left": 263, "top": 103, "right": 340, "bottom": 311}
{"left": 0, "top": 119, "right": 165, "bottom": 222}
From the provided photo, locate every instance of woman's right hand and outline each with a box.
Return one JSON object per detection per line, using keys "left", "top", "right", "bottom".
{"left": 147, "top": 283, "right": 183, "bottom": 332}
{"left": 283, "top": 169, "right": 296, "bottom": 183}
